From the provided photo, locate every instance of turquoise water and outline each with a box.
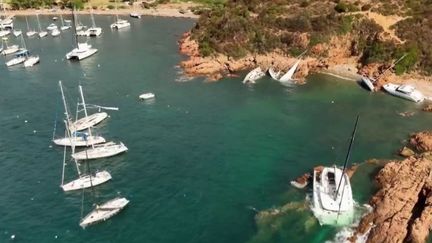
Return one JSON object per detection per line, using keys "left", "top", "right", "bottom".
{"left": 1, "top": 15, "right": 431, "bottom": 242}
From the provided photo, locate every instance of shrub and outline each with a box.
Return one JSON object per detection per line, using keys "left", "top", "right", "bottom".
{"left": 107, "top": 4, "right": 115, "bottom": 9}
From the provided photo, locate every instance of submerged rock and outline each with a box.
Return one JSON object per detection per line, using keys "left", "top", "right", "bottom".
{"left": 350, "top": 156, "right": 432, "bottom": 242}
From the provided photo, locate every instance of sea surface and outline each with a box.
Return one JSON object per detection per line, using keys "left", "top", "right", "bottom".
{"left": 0, "top": 15, "right": 431, "bottom": 242}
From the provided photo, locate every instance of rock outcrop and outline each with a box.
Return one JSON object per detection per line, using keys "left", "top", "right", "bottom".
{"left": 351, "top": 156, "right": 432, "bottom": 243}
{"left": 410, "top": 131, "right": 432, "bottom": 153}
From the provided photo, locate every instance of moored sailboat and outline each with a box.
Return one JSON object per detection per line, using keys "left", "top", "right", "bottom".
{"left": 36, "top": 14, "right": 48, "bottom": 38}
{"left": 25, "top": 16, "right": 37, "bottom": 37}
{"left": 79, "top": 197, "right": 129, "bottom": 228}
{"left": 111, "top": 0, "right": 130, "bottom": 29}
{"left": 65, "top": 8, "right": 97, "bottom": 61}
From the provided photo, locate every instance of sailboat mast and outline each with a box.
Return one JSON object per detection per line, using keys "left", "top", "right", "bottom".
{"left": 59, "top": 81, "right": 72, "bottom": 125}
{"left": 71, "top": 7, "right": 78, "bottom": 48}
{"left": 335, "top": 115, "right": 359, "bottom": 197}
{"left": 115, "top": 0, "right": 119, "bottom": 21}
{"left": 61, "top": 130, "right": 67, "bottom": 186}
{"left": 60, "top": 14, "right": 64, "bottom": 27}
{"left": 78, "top": 85, "right": 96, "bottom": 149}
{"left": 36, "top": 14, "right": 42, "bottom": 32}
{"left": 91, "top": 9, "right": 96, "bottom": 28}
{"left": 25, "top": 16, "right": 30, "bottom": 31}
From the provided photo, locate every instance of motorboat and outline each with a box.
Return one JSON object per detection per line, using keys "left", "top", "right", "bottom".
{"left": 130, "top": 13, "right": 141, "bottom": 18}
{"left": 79, "top": 197, "right": 129, "bottom": 228}
{"left": 72, "top": 142, "right": 128, "bottom": 160}
{"left": 61, "top": 171, "right": 112, "bottom": 191}
{"left": 6, "top": 49, "right": 27, "bottom": 67}
{"left": 139, "top": 93, "right": 155, "bottom": 100}
{"left": 242, "top": 67, "right": 265, "bottom": 84}
{"left": 66, "top": 42, "right": 98, "bottom": 60}
{"left": 382, "top": 83, "right": 424, "bottom": 103}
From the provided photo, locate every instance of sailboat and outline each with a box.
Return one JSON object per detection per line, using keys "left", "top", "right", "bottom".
{"left": 65, "top": 8, "right": 98, "bottom": 61}
{"left": 311, "top": 116, "right": 358, "bottom": 226}
{"left": 47, "top": 23, "right": 58, "bottom": 31}
{"left": 242, "top": 67, "right": 265, "bottom": 84}
{"left": 25, "top": 16, "right": 37, "bottom": 37}
{"left": 1, "top": 37, "right": 19, "bottom": 55}
{"left": 268, "top": 67, "right": 281, "bottom": 80}
{"left": 36, "top": 14, "right": 48, "bottom": 38}
{"left": 79, "top": 196, "right": 129, "bottom": 228}
{"left": 12, "top": 29, "right": 22, "bottom": 37}
{"left": 110, "top": 0, "right": 130, "bottom": 29}
{"left": 60, "top": 14, "right": 71, "bottom": 30}
{"left": 86, "top": 9, "right": 102, "bottom": 37}
{"left": 0, "top": 28, "right": 9, "bottom": 37}
{"left": 71, "top": 86, "right": 128, "bottom": 160}
{"left": 23, "top": 34, "right": 40, "bottom": 67}
{"left": 130, "top": 2, "right": 141, "bottom": 19}
{"left": 60, "top": 134, "right": 112, "bottom": 192}
{"left": 0, "top": 0, "right": 13, "bottom": 30}
{"left": 53, "top": 82, "right": 105, "bottom": 147}
{"left": 74, "top": 9, "right": 86, "bottom": 31}
{"left": 51, "top": 26, "right": 61, "bottom": 37}
{"left": 279, "top": 59, "right": 300, "bottom": 83}
{"left": 6, "top": 35, "right": 28, "bottom": 67}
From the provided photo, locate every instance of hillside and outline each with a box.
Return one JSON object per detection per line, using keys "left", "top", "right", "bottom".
{"left": 182, "top": 0, "right": 432, "bottom": 81}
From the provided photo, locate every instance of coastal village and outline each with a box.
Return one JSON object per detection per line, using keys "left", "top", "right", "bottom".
{"left": 1, "top": 0, "right": 432, "bottom": 242}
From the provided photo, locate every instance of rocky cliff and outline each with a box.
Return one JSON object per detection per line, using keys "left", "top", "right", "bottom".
{"left": 350, "top": 132, "right": 432, "bottom": 242}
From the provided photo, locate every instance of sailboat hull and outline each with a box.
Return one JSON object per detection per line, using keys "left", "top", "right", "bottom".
{"left": 80, "top": 197, "right": 129, "bottom": 228}
{"left": 24, "top": 56, "right": 40, "bottom": 67}
{"left": 72, "top": 142, "right": 128, "bottom": 160}
{"left": 66, "top": 48, "right": 98, "bottom": 61}
{"left": 61, "top": 171, "right": 112, "bottom": 191}
{"left": 53, "top": 135, "right": 106, "bottom": 147}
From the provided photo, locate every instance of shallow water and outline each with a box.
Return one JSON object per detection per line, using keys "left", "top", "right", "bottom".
{"left": 0, "top": 15, "right": 431, "bottom": 242}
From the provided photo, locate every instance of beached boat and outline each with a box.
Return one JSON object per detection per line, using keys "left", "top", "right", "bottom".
{"left": 130, "top": 13, "right": 141, "bottom": 19}
{"left": 268, "top": 67, "right": 281, "bottom": 80}
{"left": 382, "top": 83, "right": 424, "bottom": 103}
{"left": 361, "top": 76, "right": 375, "bottom": 91}
{"left": 79, "top": 197, "right": 129, "bottom": 228}
{"left": 279, "top": 60, "right": 300, "bottom": 83}
{"left": 312, "top": 116, "right": 358, "bottom": 226}
{"left": 139, "top": 93, "right": 155, "bottom": 100}
{"left": 242, "top": 67, "right": 265, "bottom": 84}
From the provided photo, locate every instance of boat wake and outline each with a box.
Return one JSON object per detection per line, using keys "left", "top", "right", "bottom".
{"left": 324, "top": 203, "right": 373, "bottom": 243}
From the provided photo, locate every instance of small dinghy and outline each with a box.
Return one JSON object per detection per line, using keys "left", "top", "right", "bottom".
{"left": 139, "top": 93, "right": 155, "bottom": 100}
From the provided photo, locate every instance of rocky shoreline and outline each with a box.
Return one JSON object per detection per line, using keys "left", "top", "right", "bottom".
{"left": 348, "top": 131, "right": 432, "bottom": 242}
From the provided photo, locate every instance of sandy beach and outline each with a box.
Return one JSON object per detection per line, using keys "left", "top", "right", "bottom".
{"left": 7, "top": 3, "right": 199, "bottom": 19}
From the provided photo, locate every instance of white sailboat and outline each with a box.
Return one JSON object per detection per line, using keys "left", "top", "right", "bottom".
{"left": 12, "top": 29, "right": 22, "bottom": 37}
{"left": 1, "top": 37, "right": 18, "bottom": 55}
{"left": 361, "top": 76, "right": 375, "bottom": 91}
{"left": 86, "top": 9, "right": 102, "bottom": 37}
{"left": 71, "top": 86, "right": 128, "bottom": 160}
{"left": 71, "top": 112, "right": 108, "bottom": 132}
{"left": 79, "top": 197, "right": 129, "bottom": 228}
{"left": 242, "top": 67, "right": 265, "bottom": 84}
{"left": 23, "top": 33, "right": 40, "bottom": 67}
{"left": 51, "top": 26, "right": 61, "bottom": 37}
{"left": 53, "top": 82, "right": 105, "bottom": 147}
{"left": 0, "top": 0, "right": 13, "bottom": 30}
{"left": 25, "top": 16, "right": 37, "bottom": 37}
{"left": 311, "top": 116, "right": 358, "bottom": 226}
{"left": 5, "top": 35, "right": 28, "bottom": 67}
{"left": 46, "top": 23, "right": 57, "bottom": 31}
{"left": 383, "top": 83, "right": 424, "bottom": 103}
{"left": 74, "top": 9, "right": 86, "bottom": 31}
{"left": 0, "top": 29, "right": 9, "bottom": 37}
{"left": 111, "top": 0, "right": 130, "bottom": 29}
{"left": 279, "top": 59, "right": 300, "bottom": 83}
{"left": 36, "top": 14, "right": 48, "bottom": 38}
{"left": 130, "top": 2, "right": 141, "bottom": 19}
{"left": 66, "top": 8, "right": 97, "bottom": 61}
{"left": 60, "top": 15, "right": 71, "bottom": 30}
{"left": 268, "top": 67, "right": 281, "bottom": 80}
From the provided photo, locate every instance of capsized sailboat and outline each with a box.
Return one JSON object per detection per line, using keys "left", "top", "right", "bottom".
{"left": 279, "top": 59, "right": 300, "bottom": 83}
{"left": 311, "top": 115, "right": 359, "bottom": 226}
